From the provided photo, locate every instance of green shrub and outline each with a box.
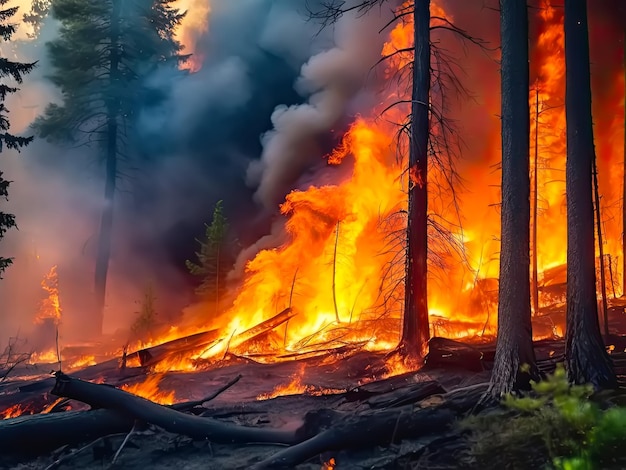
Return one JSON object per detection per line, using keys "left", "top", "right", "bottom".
{"left": 462, "top": 365, "right": 626, "bottom": 469}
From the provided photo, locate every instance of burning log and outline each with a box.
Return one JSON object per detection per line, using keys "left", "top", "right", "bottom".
{"left": 126, "top": 329, "right": 222, "bottom": 367}
{"left": 231, "top": 308, "right": 296, "bottom": 347}
{"left": 51, "top": 372, "right": 299, "bottom": 445}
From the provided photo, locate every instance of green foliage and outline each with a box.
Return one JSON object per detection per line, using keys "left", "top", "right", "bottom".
{"left": 186, "top": 200, "right": 233, "bottom": 303}
{"left": 131, "top": 283, "right": 158, "bottom": 338}
{"left": 32, "top": 0, "right": 187, "bottom": 148}
{"left": 463, "top": 365, "right": 626, "bottom": 469}
{"left": 22, "top": 0, "right": 52, "bottom": 39}
{"left": 0, "top": 1, "right": 36, "bottom": 278}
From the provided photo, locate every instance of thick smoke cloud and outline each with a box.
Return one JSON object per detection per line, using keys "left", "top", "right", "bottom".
{"left": 0, "top": 0, "right": 399, "bottom": 343}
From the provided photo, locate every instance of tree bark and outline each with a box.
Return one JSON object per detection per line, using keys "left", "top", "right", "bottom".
{"left": 0, "top": 409, "right": 133, "bottom": 455}
{"left": 487, "top": 0, "right": 539, "bottom": 399}
{"left": 51, "top": 372, "right": 299, "bottom": 445}
{"left": 401, "top": 0, "right": 430, "bottom": 359}
{"left": 251, "top": 407, "right": 454, "bottom": 469}
{"left": 93, "top": 0, "right": 121, "bottom": 338}
{"left": 564, "top": 0, "right": 616, "bottom": 388}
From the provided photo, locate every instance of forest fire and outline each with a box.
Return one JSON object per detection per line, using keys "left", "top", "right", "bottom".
{"left": 126, "top": 0, "right": 625, "bottom": 370}
{"left": 13, "top": 0, "right": 622, "bottom": 377}
{"left": 1, "top": 0, "right": 626, "bottom": 467}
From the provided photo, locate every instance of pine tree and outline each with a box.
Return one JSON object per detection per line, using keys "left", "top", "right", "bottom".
{"left": 563, "top": 0, "right": 616, "bottom": 388}
{"left": 400, "top": 0, "right": 431, "bottom": 359}
{"left": 0, "top": 1, "right": 36, "bottom": 278}
{"left": 186, "top": 200, "right": 232, "bottom": 308}
{"left": 32, "top": 0, "right": 186, "bottom": 336}
{"left": 486, "top": 0, "right": 539, "bottom": 400}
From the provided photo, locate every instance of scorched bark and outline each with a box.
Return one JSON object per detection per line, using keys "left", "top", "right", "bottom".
{"left": 563, "top": 0, "right": 616, "bottom": 388}
{"left": 401, "top": 0, "right": 431, "bottom": 358}
{"left": 487, "top": 0, "right": 539, "bottom": 399}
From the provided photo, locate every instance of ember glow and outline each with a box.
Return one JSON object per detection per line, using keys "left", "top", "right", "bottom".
{"left": 1, "top": 403, "right": 33, "bottom": 420}
{"left": 256, "top": 366, "right": 346, "bottom": 400}
{"left": 34, "top": 266, "right": 61, "bottom": 325}
{"left": 120, "top": 374, "right": 177, "bottom": 405}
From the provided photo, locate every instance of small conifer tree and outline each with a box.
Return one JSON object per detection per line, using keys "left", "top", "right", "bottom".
{"left": 186, "top": 200, "right": 232, "bottom": 308}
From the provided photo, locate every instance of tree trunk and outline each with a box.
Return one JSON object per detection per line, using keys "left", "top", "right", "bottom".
{"left": 400, "top": 0, "right": 430, "bottom": 359}
{"left": 487, "top": 0, "right": 539, "bottom": 399}
{"left": 564, "top": 0, "right": 616, "bottom": 388}
{"left": 93, "top": 0, "right": 121, "bottom": 338}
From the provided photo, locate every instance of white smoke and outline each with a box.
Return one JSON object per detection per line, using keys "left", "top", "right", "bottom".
{"left": 247, "top": 2, "right": 398, "bottom": 209}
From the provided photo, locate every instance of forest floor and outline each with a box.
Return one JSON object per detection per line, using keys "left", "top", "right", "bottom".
{"left": 2, "top": 301, "right": 626, "bottom": 469}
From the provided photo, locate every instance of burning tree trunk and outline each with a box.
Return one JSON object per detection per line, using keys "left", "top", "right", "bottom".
{"left": 563, "top": 0, "right": 616, "bottom": 388}
{"left": 400, "top": 0, "right": 430, "bottom": 359}
{"left": 486, "top": 0, "right": 539, "bottom": 399}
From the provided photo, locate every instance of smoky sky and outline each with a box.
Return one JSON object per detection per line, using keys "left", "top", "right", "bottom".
{"left": 0, "top": 0, "right": 404, "bottom": 339}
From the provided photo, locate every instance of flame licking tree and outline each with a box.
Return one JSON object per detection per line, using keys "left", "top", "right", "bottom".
{"left": 0, "top": 0, "right": 36, "bottom": 278}
{"left": 400, "top": 0, "right": 431, "bottom": 359}
{"left": 487, "top": 0, "right": 539, "bottom": 399}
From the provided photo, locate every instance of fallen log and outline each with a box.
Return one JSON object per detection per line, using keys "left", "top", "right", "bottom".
{"left": 171, "top": 374, "right": 242, "bottom": 413}
{"left": 230, "top": 308, "right": 296, "bottom": 347}
{"left": 252, "top": 406, "right": 455, "bottom": 469}
{"left": 51, "top": 372, "right": 298, "bottom": 445}
{"left": 253, "top": 382, "right": 490, "bottom": 469}
{"left": 0, "top": 409, "right": 134, "bottom": 455}
{"left": 126, "top": 329, "right": 222, "bottom": 367}
{"left": 366, "top": 380, "right": 446, "bottom": 409}
{"left": 424, "top": 337, "right": 485, "bottom": 372}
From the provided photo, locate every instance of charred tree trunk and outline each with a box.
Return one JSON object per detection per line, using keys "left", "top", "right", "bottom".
{"left": 487, "top": 0, "right": 539, "bottom": 399}
{"left": 564, "top": 0, "right": 616, "bottom": 388}
{"left": 93, "top": 0, "right": 121, "bottom": 337}
{"left": 400, "top": 0, "right": 430, "bottom": 359}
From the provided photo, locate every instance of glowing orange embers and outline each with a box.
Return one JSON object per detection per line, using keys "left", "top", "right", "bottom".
{"left": 256, "top": 366, "right": 346, "bottom": 400}
{"left": 1, "top": 404, "right": 33, "bottom": 420}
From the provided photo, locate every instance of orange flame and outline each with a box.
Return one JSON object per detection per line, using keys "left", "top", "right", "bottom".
{"left": 256, "top": 366, "right": 346, "bottom": 400}
{"left": 120, "top": 373, "right": 177, "bottom": 405}
{"left": 1, "top": 403, "right": 33, "bottom": 420}
{"left": 121, "top": 0, "right": 625, "bottom": 374}
{"left": 34, "top": 265, "right": 61, "bottom": 325}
